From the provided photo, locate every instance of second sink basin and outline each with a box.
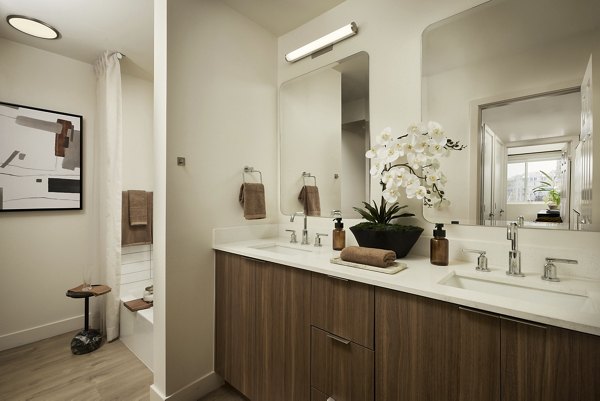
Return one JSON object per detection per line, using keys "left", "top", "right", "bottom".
{"left": 439, "top": 272, "right": 590, "bottom": 311}
{"left": 250, "top": 243, "right": 313, "bottom": 256}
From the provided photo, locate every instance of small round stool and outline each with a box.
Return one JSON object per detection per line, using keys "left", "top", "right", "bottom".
{"left": 66, "top": 284, "right": 111, "bottom": 355}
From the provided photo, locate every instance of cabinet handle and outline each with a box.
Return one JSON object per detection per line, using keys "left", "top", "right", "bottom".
{"left": 327, "top": 333, "right": 351, "bottom": 345}
{"left": 500, "top": 316, "right": 547, "bottom": 330}
{"left": 458, "top": 306, "right": 498, "bottom": 319}
{"left": 459, "top": 306, "right": 547, "bottom": 329}
{"left": 326, "top": 274, "right": 348, "bottom": 282}
{"left": 241, "top": 256, "right": 267, "bottom": 264}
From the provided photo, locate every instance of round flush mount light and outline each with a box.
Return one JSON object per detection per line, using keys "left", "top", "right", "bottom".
{"left": 6, "top": 15, "right": 61, "bottom": 40}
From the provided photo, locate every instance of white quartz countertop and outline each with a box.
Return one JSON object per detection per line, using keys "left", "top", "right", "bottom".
{"left": 214, "top": 238, "right": 600, "bottom": 336}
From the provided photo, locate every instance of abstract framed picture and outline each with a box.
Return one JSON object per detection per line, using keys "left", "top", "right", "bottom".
{"left": 0, "top": 101, "right": 83, "bottom": 212}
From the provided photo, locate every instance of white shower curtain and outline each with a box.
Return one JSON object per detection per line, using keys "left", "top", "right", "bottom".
{"left": 94, "top": 51, "right": 123, "bottom": 341}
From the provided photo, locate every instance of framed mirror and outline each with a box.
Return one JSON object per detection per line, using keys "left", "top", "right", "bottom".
{"left": 421, "top": 0, "right": 600, "bottom": 231}
{"left": 279, "top": 51, "right": 370, "bottom": 218}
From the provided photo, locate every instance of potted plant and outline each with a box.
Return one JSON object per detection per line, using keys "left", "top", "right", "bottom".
{"left": 532, "top": 170, "right": 560, "bottom": 210}
{"left": 350, "top": 122, "right": 465, "bottom": 258}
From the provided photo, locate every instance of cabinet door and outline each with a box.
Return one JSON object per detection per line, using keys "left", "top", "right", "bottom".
{"left": 500, "top": 317, "right": 547, "bottom": 401}
{"left": 311, "top": 326, "right": 374, "bottom": 401}
{"left": 255, "top": 261, "right": 311, "bottom": 401}
{"left": 375, "top": 288, "right": 459, "bottom": 401}
{"left": 214, "top": 252, "right": 255, "bottom": 399}
{"left": 312, "top": 273, "right": 374, "bottom": 349}
{"left": 543, "top": 326, "right": 600, "bottom": 401}
{"left": 458, "top": 307, "right": 501, "bottom": 401}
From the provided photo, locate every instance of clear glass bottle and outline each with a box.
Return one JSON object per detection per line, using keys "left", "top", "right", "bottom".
{"left": 430, "top": 223, "right": 448, "bottom": 266}
{"left": 332, "top": 217, "right": 346, "bottom": 250}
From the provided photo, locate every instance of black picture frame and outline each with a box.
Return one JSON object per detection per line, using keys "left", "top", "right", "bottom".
{"left": 0, "top": 101, "right": 83, "bottom": 212}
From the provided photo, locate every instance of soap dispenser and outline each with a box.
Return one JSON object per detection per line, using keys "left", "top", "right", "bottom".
{"left": 332, "top": 214, "right": 346, "bottom": 251}
{"left": 430, "top": 223, "right": 449, "bottom": 266}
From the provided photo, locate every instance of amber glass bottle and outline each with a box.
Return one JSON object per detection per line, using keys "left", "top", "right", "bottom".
{"left": 332, "top": 217, "right": 346, "bottom": 250}
{"left": 430, "top": 223, "right": 448, "bottom": 266}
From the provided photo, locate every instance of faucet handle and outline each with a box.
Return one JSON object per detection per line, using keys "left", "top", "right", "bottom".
{"left": 285, "top": 229, "right": 297, "bottom": 244}
{"left": 542, "top": 257, "right": 578, "bottom": 282}
{"left": 462, "top": 249, "right": 490, "bottom": 272}
{"left": 314, "top": 233, "right": 328, "bottom": 247}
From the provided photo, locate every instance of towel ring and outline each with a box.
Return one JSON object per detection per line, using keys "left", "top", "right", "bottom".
{"left": 302, "top": 171, "right": 317, "bottom": 186}
{"left": 243, "top": 166, "right": 262, "bottom": 183}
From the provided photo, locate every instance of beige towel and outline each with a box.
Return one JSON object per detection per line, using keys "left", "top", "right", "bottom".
{"left": 239, "top": 183, "right": 266, "bottom": 220}
{"left": 298, "top": 185, "right": 321, "bottom": 216}
{"left": 122, "top": 191, "right": 153, "bottom": 246}
{"left": 340, "top": 246, "right": 397, "bottom": 268}
{"left": 128, "top": 190, "right": 148, "bottom": 226}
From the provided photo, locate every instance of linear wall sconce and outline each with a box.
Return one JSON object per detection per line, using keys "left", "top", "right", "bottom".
{"left": 285, "top": 22, "right": 358, "bottom": 63}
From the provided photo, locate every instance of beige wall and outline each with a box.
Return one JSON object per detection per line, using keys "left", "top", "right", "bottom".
{"left": 162, "top": 0, "right": 277, "bottom": 397}
{"left": 0, "top": 38, "right": 155, "bottom": 351}
{"left": 0, "top": 38, "right": 96, "bottom": 350}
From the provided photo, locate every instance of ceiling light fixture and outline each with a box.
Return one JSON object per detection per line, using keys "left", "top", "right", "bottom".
{"left": 6, "top": 15, "right": 61, "bottom": 40}
{"left": 285, "top": 22, "right": 358, "bottom": 63}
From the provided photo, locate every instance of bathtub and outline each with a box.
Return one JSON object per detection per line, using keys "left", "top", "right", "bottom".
{"left": 120, "top": 293, "right": 153, "bottom": 371}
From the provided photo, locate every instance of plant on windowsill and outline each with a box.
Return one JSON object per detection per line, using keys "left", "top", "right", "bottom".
{"left": 532, "top": 170, "right": 561, "bottom": 210}
{"left": 350, "top": 121, "right": 466, "bottom": 258}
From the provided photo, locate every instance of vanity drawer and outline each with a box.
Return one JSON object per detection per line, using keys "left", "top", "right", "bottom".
{"left": 310, "top": 326, "right": 374, "bottom": 401}
{"left": 311, "top": 273, "right": 374, "bottom": 349}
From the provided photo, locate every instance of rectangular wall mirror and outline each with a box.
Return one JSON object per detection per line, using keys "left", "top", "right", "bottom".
{"left": 279, "top": 51, "right": 370, "bottom": 218}
{"left": 421, "top": 0, "right": 600, "bottom": 231}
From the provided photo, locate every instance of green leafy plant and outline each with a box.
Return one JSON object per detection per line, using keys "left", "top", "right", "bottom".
{"left": 532, "top": 170, "right": 560, "bottom": 206}
{"left": 352, "top": 198, "right": 422, "bottom": 232}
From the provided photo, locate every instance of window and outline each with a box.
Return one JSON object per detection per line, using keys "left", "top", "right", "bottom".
{"left": 506, "top": 154, "right": 562, "bottom": 203}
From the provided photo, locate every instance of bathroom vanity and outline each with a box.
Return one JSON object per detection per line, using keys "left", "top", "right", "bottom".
{"left": 213, "top": 239, "right": 600, "bottom": 401}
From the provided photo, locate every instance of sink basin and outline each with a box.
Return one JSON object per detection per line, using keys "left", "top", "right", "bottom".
{"left": 250, "top": 243, "right": 313, "bottom": 256}
{"left": 439, "top": 272, "right": 590, "bottom": 310}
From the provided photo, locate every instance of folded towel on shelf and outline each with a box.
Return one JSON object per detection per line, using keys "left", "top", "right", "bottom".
{"left": 298, "top": 185, "right": 321, "bottom": 216}
{"left": 128, "top": 190, "right": 148, "bottom": 226}
{"left": 239, "top": 183, "right": 266, "bottom": 219}
{"left": 340, "top": 246, "right": 397, "bottom": 268}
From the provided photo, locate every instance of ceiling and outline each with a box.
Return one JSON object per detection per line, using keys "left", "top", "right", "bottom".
{"left": 482, "top": 90, "right": 581, "bottom": 144}
{"left": 0, "top": 0, "right": 346, "bottom": 80}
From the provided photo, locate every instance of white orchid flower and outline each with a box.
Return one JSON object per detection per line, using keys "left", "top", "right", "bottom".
{"left": 365, "top": 145, "right": 379, "bottom": 158}
{"left": 406, "top": 185, "right": 427, "bottom": 200}
{"left": 425, "top": 170, "right": 440, "bottom": 185}
{"left": 376, "top": 127, "right": 393, "bottom": 145}
{"left": 427, "top": 140, "right": 445, "bottom": 156}
{"left": 413, "top": 136, "right": 429, "bottom": 153}
{"left": 382, "top": 187, "right": 400, "bottom": 203}
{"left": 370, "top": 161, "right": 385, "bottom": 177}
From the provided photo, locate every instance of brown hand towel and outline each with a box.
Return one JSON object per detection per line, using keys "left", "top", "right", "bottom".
{"left": 298, "top": 185, "right": 321, "bottom": 216}
{"left": 122, "top": 191, "right": 153, "bottom": 246}
{"left": 340, "top": 246, "right": 397, "bottom": 268}
{"left": 128, "top": 190, "right": 148, "bottom": 226}
{"left": 239, "top": 183, "right": 266, "bottom": 220}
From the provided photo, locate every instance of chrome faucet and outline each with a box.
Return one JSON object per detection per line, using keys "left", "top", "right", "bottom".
{"left": 506, "top": 222, "right": 524, "bottom": 277}
{"left": 291, "top": 211, "right": 309, "bottom": 245}
{"left": 542, "top": 257, "right": 578, "bottom": 282}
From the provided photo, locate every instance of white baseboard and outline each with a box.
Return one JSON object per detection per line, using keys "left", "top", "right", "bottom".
{"left": 149, "top": 371, "right": 223, "bottom": 401}
{"left": 0, "top": 315, "right": 84, "bottom": 352}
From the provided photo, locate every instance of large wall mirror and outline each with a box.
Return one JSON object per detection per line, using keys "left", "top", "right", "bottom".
{"left": 280, "top": 51, "right": 370, "bottom": 218}
{"left": 422, "top": 0, "right": 600, "bottom": 231}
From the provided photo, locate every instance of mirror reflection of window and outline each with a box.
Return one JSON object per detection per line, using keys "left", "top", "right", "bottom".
{"left": 506, "top": 155, "right": 562, "bottom": 203}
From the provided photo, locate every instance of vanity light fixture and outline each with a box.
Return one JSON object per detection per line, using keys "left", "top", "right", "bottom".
{"left": 6, "top": 15, "right": 61, "bottom": 40}
{"left": 285, "top": 22, "right": 358, "bottom": 63}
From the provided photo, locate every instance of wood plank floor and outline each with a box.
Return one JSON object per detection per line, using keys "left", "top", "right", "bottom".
{"left": 0, "top": 331, "right": 153, "bottom": 401}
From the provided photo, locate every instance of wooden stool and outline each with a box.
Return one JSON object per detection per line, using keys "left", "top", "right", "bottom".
{"left": 66, "top": 284, "right": 111, "bottom": 355}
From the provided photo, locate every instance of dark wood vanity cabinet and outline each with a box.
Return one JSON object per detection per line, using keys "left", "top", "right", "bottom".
{"left": 215, "top": 251, "right": 311, "bottom": 401}
{"left": 216, "top": 252, "right": 599, "bottom": 401}
{"left": 376, "top": 287, "right": 600, "bottom": 401}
